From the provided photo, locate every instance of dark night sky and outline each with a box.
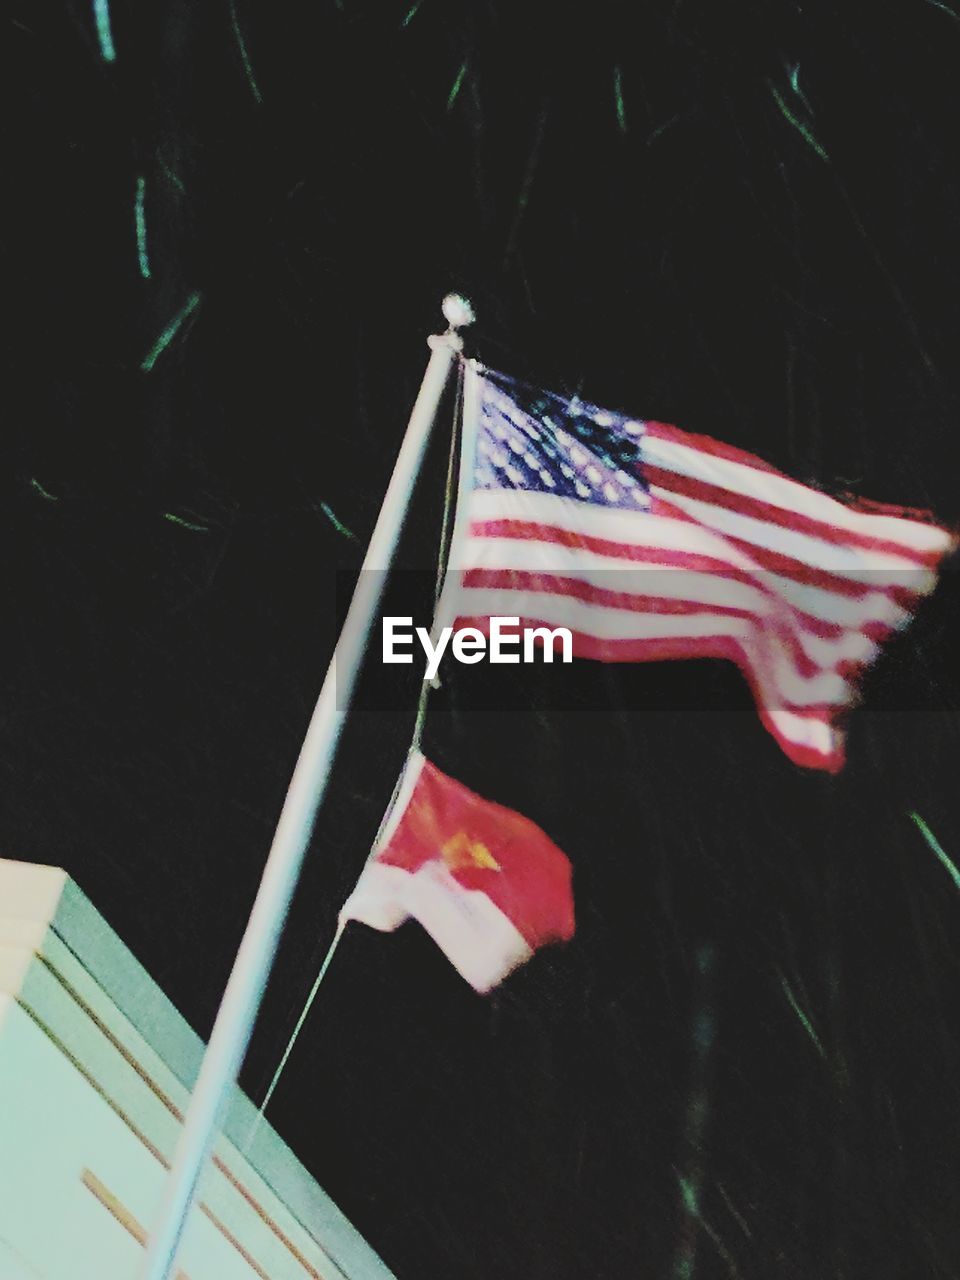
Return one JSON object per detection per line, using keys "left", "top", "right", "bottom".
{"left": 5, "top": 2, "right": 960, "bottom": 1277}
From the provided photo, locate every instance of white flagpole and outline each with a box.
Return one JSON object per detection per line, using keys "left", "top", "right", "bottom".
{"left": 141, "top": 297, "right": 474, "bottom": 1280}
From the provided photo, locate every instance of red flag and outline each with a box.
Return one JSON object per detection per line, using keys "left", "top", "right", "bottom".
{"left": 340, "top": 751, "right": 575, "bottom": 992}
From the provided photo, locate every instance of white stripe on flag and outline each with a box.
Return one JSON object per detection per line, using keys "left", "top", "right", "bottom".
{"left": 651, "top": 487, "right": 936, "bottom": 584}
{"left": 459, "top": 533, "right": 894, "bottom": 649}
{"left": 452, "top": 586, "right": 853, "bottom": 707}
{"left": 341, "top": 860, "right": 532, "bottom": 993}
{"left": 640, "top": 431, "right": 952, "bottom": 554}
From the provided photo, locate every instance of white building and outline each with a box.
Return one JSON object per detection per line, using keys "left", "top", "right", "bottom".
{"left": 0, "top": 857, "right": 396, "bottom": 1280}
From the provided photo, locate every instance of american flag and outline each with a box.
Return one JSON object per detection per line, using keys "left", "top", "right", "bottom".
{"left": 436, "top": 365, "right": 955, "bottom": 771}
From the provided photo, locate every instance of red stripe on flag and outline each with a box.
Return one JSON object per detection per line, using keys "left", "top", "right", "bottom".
{"left": 467, "top": 516, "right": 870, "bottom": 639}
{"left": 462, "top": 567, "right": 765, "bottom": 621}
{"left": 471, "top": 510, "right": 884, "bottom": 603}
{"left": 643, "top": 420, "right": 788, "bottom": 477}
{"left": 644, "top": 467, "right": 941, "bottom": 566}
{"left": 458, "top": 567, "right": 848, "bottom": 682}
{"left": 451, "top": 613, "right": 846, "bottom": 772}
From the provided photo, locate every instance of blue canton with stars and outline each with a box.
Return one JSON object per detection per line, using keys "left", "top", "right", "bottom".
{"left": 473, "top": 370, "right": 651, "bottom": 510}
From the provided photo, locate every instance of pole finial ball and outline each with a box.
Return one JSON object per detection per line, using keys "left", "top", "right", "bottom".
{"left": 442, "top": 294, "right": 475, "bottom": 330}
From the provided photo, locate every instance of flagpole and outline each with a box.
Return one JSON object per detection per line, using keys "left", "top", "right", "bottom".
{"left": 141, "top": 297, "right": 473, "bottom": 1280}
{"left": 428, "top": 353, "right": 482, "bottom": 665}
